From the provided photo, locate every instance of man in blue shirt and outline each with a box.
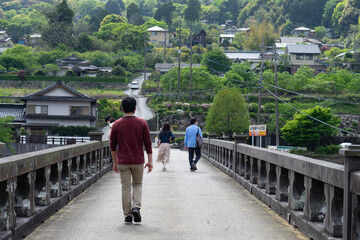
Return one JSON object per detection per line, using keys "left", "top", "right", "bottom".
{"left": 184, "top": 118, "right": 203, "bottom": 171}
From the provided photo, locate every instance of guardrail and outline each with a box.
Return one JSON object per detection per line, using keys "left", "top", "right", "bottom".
{"left": 202, "top": 138, "right": 360, "bottom": 240}
{"left": 19, "top": 135, "right": 90, "bottom": 145}
{"left": 0, "top": 139, "right": 112, "bottom": 239}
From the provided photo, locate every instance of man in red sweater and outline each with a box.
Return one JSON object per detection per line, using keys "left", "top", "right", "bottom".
{"left": 110, "top": 96, "right": 153, "bottom": 224}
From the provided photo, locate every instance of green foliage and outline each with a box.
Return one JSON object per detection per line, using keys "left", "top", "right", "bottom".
{"left": 315, "top": 145, "right": 341, "bottom": 154}
{"left": 50, "top": 125, "right": 97, "bottom": 136}
{"left": 202, "top": 49, "right": 232, "bottom": 74}
{"left": 0, "top": 116, "right": 14, "bottom": 150}
{"left": 112, "top": 65, "right": 126, "bottom": 76}
{"left": 33, "top": 69, "right": 46, "bottom": 76}
{"left": 206, "top": 88, "right": 250, "bottom": 139}
{"left": 281, "top": 106, "right": 341, "bottom": 150}
{"left": 184, "top": 0, "right": 201, "bottom": 23}
{"left": 97, "top": 99, "right": 124, "bottom": 127}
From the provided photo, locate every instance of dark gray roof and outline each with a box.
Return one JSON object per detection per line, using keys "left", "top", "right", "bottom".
{"left": 155, "top": 63, "right": 202, "bottom": 72}
{"left": 0, "top": 103, "right": 26, "bottom": 122}
{"left": 26, "top": 114, "right": 95, "bottom": 120}
{"left": 21, "top": 80, "right": 96, "bottom": 102}
{"left": 286, "top": 44, "right": 320, "bottom": 54}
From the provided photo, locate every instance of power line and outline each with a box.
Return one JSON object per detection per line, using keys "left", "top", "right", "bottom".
{"left": 262, "top": 85, "right": 360, "bottom": 137}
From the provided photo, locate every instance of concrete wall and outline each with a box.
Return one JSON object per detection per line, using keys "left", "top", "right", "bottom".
{"left": 0, "top": 140, "right": 112, "bottom": 239}
{"left": 202, "top": 138, "right": 360, "bottom": 240}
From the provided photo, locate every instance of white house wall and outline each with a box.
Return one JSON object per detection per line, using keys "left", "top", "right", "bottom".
{"left": 43, "top": 88, "right": 75, "bottom": 97}
{"left": 290, "top": 55, "right": 319, "bottom": 65}
{"left": 27, "top": 100, "right": 90, "bottom": 116}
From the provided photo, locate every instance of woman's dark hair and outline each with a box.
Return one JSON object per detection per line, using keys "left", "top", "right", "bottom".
{"left": 109, "top": 117, "right": 115, "bottom": 123}
{"left": 121, "top": 96, "right": 136, "bottom": 113}
{"left": 162, "top": 123, "right": 171, "bottom": 131}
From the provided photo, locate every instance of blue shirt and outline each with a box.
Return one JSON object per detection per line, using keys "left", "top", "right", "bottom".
{"left": 185, "top": 124, "right": 203, "bottom": 148}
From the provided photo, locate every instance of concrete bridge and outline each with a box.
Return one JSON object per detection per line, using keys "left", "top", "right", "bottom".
{"left": 1, "top": 137, "right": 360, "bottom": 240}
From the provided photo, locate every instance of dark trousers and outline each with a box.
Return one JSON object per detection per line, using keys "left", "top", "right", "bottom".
{"left": 188, "top": 147, "right": 201, "bottom": 170}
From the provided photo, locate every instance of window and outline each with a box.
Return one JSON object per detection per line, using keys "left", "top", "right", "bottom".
{"left": 151, "top": 32, "right": 157, "bottom": 36}
{"left": 35, "top": 105, "right": 48, "bottom": 114}
{"left": 305, "top": 54, "right": 313, "bottom": 60}
{"left": 296, "top": 54, "right": 304, "bottom": 60}
{"left": 70, "top": 106, "right": 89, "bottom": 115}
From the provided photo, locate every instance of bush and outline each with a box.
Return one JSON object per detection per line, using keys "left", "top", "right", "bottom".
{"left": 173, "top": 137, "right": 184, "bottom": 143}
{"left": 34, "top": 70, "right": 46, "bottom": 76}
{"left": 50, "top": 126, "right": 97, "bottom": 136}
{"left": 112, "top": 65, "right": 126, "bottom": 77}
{"left": 315, "top": 145, "right": 341, "bottom": 154}
{"left": 66, "top": 70, "right": 76, "bottom": 76}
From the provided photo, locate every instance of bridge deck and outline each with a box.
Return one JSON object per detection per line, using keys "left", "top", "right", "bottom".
{"left": 25, "top": 149, "right": 307, "bottom": 240}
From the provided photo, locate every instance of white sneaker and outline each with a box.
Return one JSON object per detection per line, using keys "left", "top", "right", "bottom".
{"left": 162, "top": 166, "right": 166, "bottom": 171}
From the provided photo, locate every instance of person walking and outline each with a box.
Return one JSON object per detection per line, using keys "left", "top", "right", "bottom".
{"left": 184, "top": 118, "right": 203, "bottom": 171}
{"left": 110, "top": 96, "right": 153, "bottom": 225}
{"left": 156, "top": 123, "right": 175, "bottom": 171}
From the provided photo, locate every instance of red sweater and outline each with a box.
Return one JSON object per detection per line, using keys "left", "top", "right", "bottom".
{"left": 110, "top": 116, "right": 152, "bottom": 165}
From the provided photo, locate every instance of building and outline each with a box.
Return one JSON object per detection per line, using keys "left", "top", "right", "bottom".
{"left": 219, "top": 34, "right": 234, "bottom": 44}
{"left": 276, "top": 37, "right": 304, "bottom": 48}
{"left": 189, "top": 30, "right": 212, "bottom": 47}
{"left": 0, "top": 81, "right": 98, "bottom": 135}
{"left": 286, "top": 44, "right": 327, "bottom": 74}
{"left": 0, "top": 30, "right": 15, "bottom": 54}
{"left": 147, "top": 26, "right": 174, "bottom": 46}
{"left": 154, "top": 63, "right": 202, "bottom": 74}
{"left": 51, "top": 54, "right": 100, "bottom": 77}
{"left": 291, "top": 27, "right": 313, "bottom": 37}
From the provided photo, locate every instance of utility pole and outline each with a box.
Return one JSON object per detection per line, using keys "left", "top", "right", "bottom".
{"left": 189, "top": 24, "right": 193, "bottom": 101}
{"left": 354, "top": 31, "right": 357, "bottom": 58}
{"left": 257, "top": 39, "right": 265, "bottom": 147}
{"left": 169, "top": 69, "right": 172, "bottom": 102}
{"left": 163, "top": 27, "right": 167, "bottom": 63}
{"left": 144, "top": 32, "right": 146, "bottom": 87}
{"left": 177, "top": 13, "right": 182, "bottom": 101}
{"left": 274, "top": 47, "right": 279, "bottom": 146}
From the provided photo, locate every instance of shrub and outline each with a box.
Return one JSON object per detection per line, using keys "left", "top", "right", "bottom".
{"left": 315, "top": 145, "right": 341, "bottom": 154}
{"left": 173, "top": 137, "right": 184, "bottom": 143}
{"left": 34, "top": 69, "right": 46, "bottom": 76}
{"left": 50, "top": 126, "right": 97, "bottom": 136}
{"left": 66, "top": 70, "right": 75, "bottom": 76}
{"left": 112, "top": 65, "right": 126, "bottom": 77}
{"left": 163, "top": 102, "right": 172, "bottom": 109}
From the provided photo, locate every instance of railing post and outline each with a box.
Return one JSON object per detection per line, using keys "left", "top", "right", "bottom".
{"left": 7, "top": 178, "right": 16, "bottom": 229}
{"left": 340, "top": 145, "right": 360, "bottom": 240}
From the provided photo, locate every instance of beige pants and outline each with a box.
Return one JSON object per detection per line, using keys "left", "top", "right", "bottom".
{"left": 117, "top": 164, "right": 144, "bottom": 217}
{"left": 156, "top": 143, "right": 170, "bottom": 163}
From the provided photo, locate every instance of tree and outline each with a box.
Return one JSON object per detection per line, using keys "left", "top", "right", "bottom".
{"left": 76, "top": 32, "right": 93, "bottom": 52}
{"left": 126, "top": 3, "right": 143, "bottom": 25}
{"left": 322, "top": 0, "right": 340, "bottom": 27}
{"left": 244, "top": 21, "right": 278, "bottom": 51}
{"left": 281, "top": 106, "right": 341, "bottom": 150}
{"left": 0, "top": 116, "right": 14, "bottom": 150}
{"left": 104, "top": 0, "right": 121, "bottom": 15}
{"left": 42, "top": 0, "right": 75, "bottom": 47}
{"left": 201, "top": 49, "right": 232, "bottom": 74}
{"left": 100, "top": 14, "right": 126, "bottom": 26}
{"left": 206, "top": 88, "right": 250, "bottom": 140}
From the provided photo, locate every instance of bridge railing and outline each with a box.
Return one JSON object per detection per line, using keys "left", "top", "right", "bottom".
{"left": 202, "top": 138, "right": 360, "bottom": 240}
{"left": 0, "top": 140, "right": 112, "bottom": 239}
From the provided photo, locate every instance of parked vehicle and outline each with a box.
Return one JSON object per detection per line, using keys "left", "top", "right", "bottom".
{"left": 130, "top": 81, "right": 139, "bottom": 89}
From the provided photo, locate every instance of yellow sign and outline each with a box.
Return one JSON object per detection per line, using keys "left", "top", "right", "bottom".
{"left": 249, "top": 125, "right": 267, "bottom": 136}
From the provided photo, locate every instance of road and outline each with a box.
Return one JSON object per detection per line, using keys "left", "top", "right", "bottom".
{"left": 102, "top": 73, "right": 153, "bottom": 140}
{"left": 124, "top": 73, "right": 153, "bottom": 120}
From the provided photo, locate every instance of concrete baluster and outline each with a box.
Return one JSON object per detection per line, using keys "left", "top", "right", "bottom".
{"left": 324, "top": 184, "right": 343, "bottom": 238}
{"left": 257, "top": 160, "right": 266, "bottom": 189}
{"left": 7, "top": 178, "right": 16, "bottom": 230}
{"left": 276, "top": 166, "right": 289, "bottom": 202}
{"left": 289, "top": 171, "right": 305, "bottom": 210}
{"left": 250, "top": 157, "right": 258, "bottom": 184}
{"left": 62, "top": 159, "right": 71, "bottom": 191}
{"left": 265, "top": 162, "right": 276, "bottom": 195}
{"left": 304, "top": 177, "right": 326, "bottom": 222}
{"left": 71, "top": 156, "right": 80, "bottom": 185}
{"left": 244, "top": 155, "right": 250, "bottom": 180}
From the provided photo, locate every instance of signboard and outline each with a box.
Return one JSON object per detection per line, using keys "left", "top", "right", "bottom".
{"left": 249, "top": 125, "right": 266, "bottom": 136}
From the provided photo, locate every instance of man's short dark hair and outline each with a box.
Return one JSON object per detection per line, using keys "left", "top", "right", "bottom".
{"left": 105, "top": 115, "right": 111, "bottom": 123}
{"left": 190, "top": 118, "right": 197, "bottom": 125}
{"left": 122, "top": 96, "right": 136, "bottom": 113}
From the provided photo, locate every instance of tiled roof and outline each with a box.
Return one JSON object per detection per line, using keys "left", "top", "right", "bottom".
{"left": 286, "top": 44, "right": 320, "bottom": 54}
{"left": 147, "top": 26, "right": 167, "bottom": 32}
{"left": 0, "top": 103, "right": 26, "bottom": 122}
{"left": 280, "top": 37, "right": 303, "bottom": 43}
{"left": 22, "top": 80, "right": 96, "bottom": 101}
{"left": 26, "top": 114, "right": 96, "bottom": 120}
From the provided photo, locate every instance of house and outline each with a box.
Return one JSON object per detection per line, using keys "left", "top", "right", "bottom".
{"left": 291, "top": 27, "right": 313, "bottom": 37}
{"left": 147, "top": 26, "right": 174, "bottom": 46}
{"left": 0, "top": 30, "right": 15, "bottom": 54}
{"left": 285, "top": 44, "right": 327, "bottom": 74}
{"left": 0, "top": 80, "right": 98, "bottom": 135}
{"left": 51, "top": 54, "right": 101, "bottom": 77}
{"left": 275, "top": 37, "right": 304, "bottom": 48}
{"left": 155, "top": 63, "right": 202, "bottom": 74}
{"left": 220, "top": 34, "right": 234, "bottom": 44}
{"left": 189, "top": 30, "right": 212, "bottom": 47}
{"left": 26, "top": 33, "right": 42, "bottom": 47}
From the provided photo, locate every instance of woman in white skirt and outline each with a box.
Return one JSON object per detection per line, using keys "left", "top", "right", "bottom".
{"left": 156, "top": 123, "right": 175, "bottom": 171}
